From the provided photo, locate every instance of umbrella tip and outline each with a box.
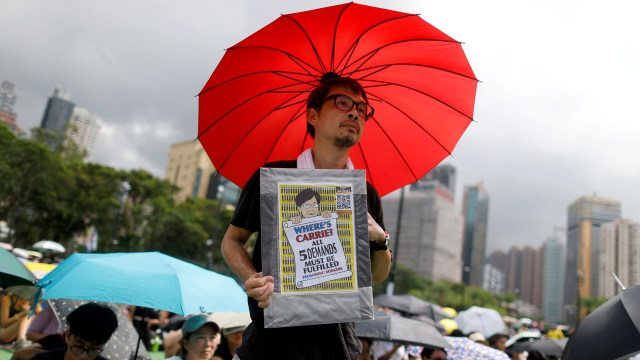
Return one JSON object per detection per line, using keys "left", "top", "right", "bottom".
{"left": 320, "top": 72, "right": 340, "bottom": 83}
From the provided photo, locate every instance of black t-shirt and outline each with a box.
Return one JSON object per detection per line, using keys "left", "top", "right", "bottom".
{"left": 30, "top": 348, "right": 108, "bottom": 360}
{"left": 230, "top": 160, "right": 385, "bottom": 360}
{"left": 36, "top": 334, "right": 64, "bottom": 350}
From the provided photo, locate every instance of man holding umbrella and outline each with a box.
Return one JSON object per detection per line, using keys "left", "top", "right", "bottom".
{"left": 221, "top": 75, "right": 392, "bottom": 359}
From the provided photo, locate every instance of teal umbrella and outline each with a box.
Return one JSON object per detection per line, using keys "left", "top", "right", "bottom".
{"left": 35, "top": 251, "right": 248, "bottom": 315}
{"left": 0, "top": 247, "right": 37, "bottom": 288}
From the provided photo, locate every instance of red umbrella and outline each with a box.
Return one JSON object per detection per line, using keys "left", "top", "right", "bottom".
{"left": 198, "top": 2, "right": 477, "bottom": 196}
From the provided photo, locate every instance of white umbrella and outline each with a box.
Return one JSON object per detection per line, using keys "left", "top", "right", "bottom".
{"left": 33, "top": 240, "right": 65, "bottom": 254}
{"left": 454, "top": 306, "right": 507, "bottom": 338}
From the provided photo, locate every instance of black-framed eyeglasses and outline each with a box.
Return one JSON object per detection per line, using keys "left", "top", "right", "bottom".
{"left": 68, "top": 345, "right": 104, "bottom": 357}
{"left": 321, "top": 94, "right": 375, "bottom": 120}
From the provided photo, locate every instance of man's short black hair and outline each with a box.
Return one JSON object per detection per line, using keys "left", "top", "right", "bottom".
{"left": 295, "top": 188, "right": 321, "bottom": 207}
{"left": 421, "top": 347, "right": 445, "bottom": 358}
{"left": 306, "top": 76, "right": 368, "bottom": 138}
{"left": 67, "top": 303, "right": 118, "bottom": 345}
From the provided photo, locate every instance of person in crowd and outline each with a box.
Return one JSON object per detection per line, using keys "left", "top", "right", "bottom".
{"left": 11, "top": 333, "right": 64, "bottom": 360}
{"left": 27, "top": 305, "right": 60, "bottom": 341}
{"left": 373, "top": 341, "right": 404, "bottom": 360}
{"left": 29, "top": 302, "right": 118, "bottom": 360}
{"left": 129, "top": 306, "right": 169, "bottom": 350}
{"left": 1, "top": 292, "right": 41, "bottom": 349}
{"left": 420, "top": 347, "right": 447, "bottom": 360}
{"left": 488, "top": 333, "right": 508, "bottom": 352}
{"left": 165, "top": 313, "right": 220, "bottom": 360}
{"left": 212, "top": 324, "right": 247, "bottom": 360}
{"left": 221, "top": 75, "right": 392, "bottom": 359}
{"left": 357, "top": 338, "right": 373, "bottom": 360}
{"left": 468, "top": 332, "right": 489, "bottom": 346}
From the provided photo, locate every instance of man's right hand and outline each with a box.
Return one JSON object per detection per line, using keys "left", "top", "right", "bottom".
{"left": 245, "top": 272, "right": 274, "bottom": 308}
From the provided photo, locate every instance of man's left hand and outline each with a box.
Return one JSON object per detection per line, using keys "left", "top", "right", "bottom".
{"left": 367, "top": 212, "right": 385, "bottom": 244}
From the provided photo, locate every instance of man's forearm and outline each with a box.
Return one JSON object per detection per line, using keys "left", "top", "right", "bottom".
{"left": 370, "top": 248, "right": 391, "bottom": 284}
{"left": 221, "top": 226, "right": 257, "bottom": 281}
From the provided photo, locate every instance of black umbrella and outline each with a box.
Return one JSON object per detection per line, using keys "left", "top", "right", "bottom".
{"left": 507, "top": 338, "right": 564, "bottom": 358}
{"left": 373, "top": 294, "right": 450, "bottom": 321}
{"left": 51, "top": 299, "right": 151, "bottom": 360}
{"left": 355, "top": 310, "right": 450, "bottom": 349}
{"left": 561, "top": 285, "right": 640, "bottom": 359}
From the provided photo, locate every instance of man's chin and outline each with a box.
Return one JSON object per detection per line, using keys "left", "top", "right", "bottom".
{"left": 334, "top": 135, "right": 357, "bottom": 148}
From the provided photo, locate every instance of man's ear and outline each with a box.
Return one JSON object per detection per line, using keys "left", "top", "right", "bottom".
{"left": 306, "top": 107, "right": 318, "bottom": 127}
{"left": 64, "top": 330, "right": 70, "bottom": 343}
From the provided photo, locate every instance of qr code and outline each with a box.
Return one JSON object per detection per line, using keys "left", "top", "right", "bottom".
{"left": 336, "top": 194, "right": 352, "bottom": 210}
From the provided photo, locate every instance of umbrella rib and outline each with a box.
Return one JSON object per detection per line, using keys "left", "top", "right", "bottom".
{"left": 361, "top": 113, "right": 420, "bottom": 184}
{"left": 341, "top": 38, "right": 477, "bottom": 82}
{"left": 355, "top": 61, "right": 479, "bottom": 83}
{"left": 214, "top": 88, "right": 313, "bottom": 173}
{"left": 264, "top": 101, "right": 309, "bottom": 163}
{"left": 198, "top": 68, "right": 315, "bottom": 96}
{"left": 198, "top": 77, "right": 310, "bottom": 139}
{"left": 281, "top": 14, "right": 328, "bottom": 74}
{"left": 330, "top": 2, "right": 354, "bottom": 72}
{"left": 364, "top": 78, "right": 476, "bottom": 122}
{"left": 334, "top": 13, "right": 418, "bottom": 74}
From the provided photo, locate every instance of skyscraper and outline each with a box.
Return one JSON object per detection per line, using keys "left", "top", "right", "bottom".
{"left": 40, "top": 87, "right": 75, "bottom": 134}
{"left": 543, "top": 235, "right": 564, "bottom": 324}
{"left": 66, "top": 107, "right": 100, "bottom": 160}
{"left": 410, "top": 163, "right": 456, "bottom": 198}
{"left": 461, "top": 182, "right": 489, "bottom": 287}
{"left": 0, "top": 80, "right": 21, "bottom": 133}
{"left": 599, "top": 219, "right": 640, "bottom": 298}
{"left": 565, "top": 195, "right": 621, "bottom": 323}
{"left": 164, "top": 140, "right": 240, "bottom": 204}
{"left": 382, "top": 171, "right": 463, "bottom": 282}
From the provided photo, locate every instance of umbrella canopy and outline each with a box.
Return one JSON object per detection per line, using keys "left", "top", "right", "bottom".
{"left": 51, "top": 298, "right": 150, "bottom": 360}
{"left": 0, "top": 246, "right": 37, "bottom": 288}
{"left": 528, "top": 338, "right": 564, "bottom": 358}
{"left": 439, "top": 318, "right": 459, "bottom": 335}
{"left": 445, "top": 336, "right": 510, "bottom": 360}
{"left": 374, "top": 294, "right": 450, "bottom": 321}
{"left": 561, "top": 285, "right": 640, "bottom": 360}
{"left": 355, "top": 310, "right": 450, "bottom": 349}
{"left": 454, "top": 306, "right": 507, "bottom": 338}
{"left": 33, "top": 240, "right": 66, "bottom": 254}
{"left": 35, "top": 252, "right": 248, "bottom": 316}
{"left": 198, "top": 2, "right": 478, "bottom": 197}
{"left": 25, "top": 261, "right": 57, "bottom": 280}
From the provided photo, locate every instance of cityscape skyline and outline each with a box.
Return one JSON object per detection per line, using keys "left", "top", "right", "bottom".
{"left": 2, "top": 0, "right": 639, "bottom": 255}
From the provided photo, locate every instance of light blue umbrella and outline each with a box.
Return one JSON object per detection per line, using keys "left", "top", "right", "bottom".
{"left": 35, "top": 252, "right": 248, "bottom": 315}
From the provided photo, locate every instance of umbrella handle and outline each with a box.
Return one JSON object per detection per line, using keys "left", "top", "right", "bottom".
{"left": 30, "top": 286, "right": 44, "bottom": 318}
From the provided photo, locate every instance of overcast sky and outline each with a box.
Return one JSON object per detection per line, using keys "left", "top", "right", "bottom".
{"left": 2, "top": 0, "right": 639, "bottom": 254}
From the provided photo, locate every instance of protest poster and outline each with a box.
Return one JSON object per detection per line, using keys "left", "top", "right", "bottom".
{"left": 260, "top": 168, "right": 374, "bottom": 328}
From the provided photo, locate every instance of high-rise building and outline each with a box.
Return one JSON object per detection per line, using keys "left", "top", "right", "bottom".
{"left": 520, "top": 246, "right": 536, "bottom": 305}
{"left": 410, "top": 163, "right": 456, "bottom": 198}
{"left": 40, "top": 87, "right": 75, "bottom": 134}
{"left": 507, "top": 246, "right": 523, "bottom": 293}
{"left": 382, "top": 181, "right": 463, "bottom": 282}
{"left": 487, "top": 250, "right": 509, "bottom": 294}
{"left": 564, "top": 195, "right": 621, "bottom": 323}
{"left": 483, "top": 263, "right": 505, "bottom": 294}
{"left": 599, "top": 219, "right": 640, "bottom": 298}
{"left": 461, "top": 182, "right": 489, "bottom": 287}
{"left": 0, "top": 80, "right": 21, "bottom": 133}
{"left": 66, "top": 107, "right": 100, "bottom": 160}
{"left": 165, "top": 140, "right": 240, "bottom": 204}
{"left": 543, "top": 235, "right": 564, "bottom": 324}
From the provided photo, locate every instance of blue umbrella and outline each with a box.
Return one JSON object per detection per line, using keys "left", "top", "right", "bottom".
{"left": 34, "top": 252, "right": 248, "bottom": 315}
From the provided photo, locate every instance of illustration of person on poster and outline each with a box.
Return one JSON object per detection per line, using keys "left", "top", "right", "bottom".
{"left": 281, "top": 185, "right": 356, "bottom": 290}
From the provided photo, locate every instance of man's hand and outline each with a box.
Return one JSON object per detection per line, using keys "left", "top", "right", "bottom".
{"left": 245, "top": 272, "right": 274, "bottom": 308}
{"left": 321, "top": 210, "right": 332, "bottom": 218}
{"left": 290, "top": 215, "right": 302, "bottom": 224}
